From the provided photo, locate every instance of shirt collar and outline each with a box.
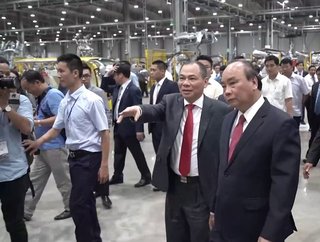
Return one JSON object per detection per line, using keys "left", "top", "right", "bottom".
{"left": 237, "top": 95, "right": 264, "bottom": 124}
{"left": 267, "top": 72, "right": 281, "bottom": 82}
{"left": 120, "top": 79, "right": 131, "bottom": 90}
{"left": 183, "top": 95, "right": 204, "bottom": 109}
{"left": 157, "top": 77, "right": 166, "bottom": 86}
{"left": 68, "top": 85, "right": 86, "bottom": 100}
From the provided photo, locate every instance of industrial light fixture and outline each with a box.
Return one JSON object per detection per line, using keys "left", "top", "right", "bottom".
{"left": 215, "top": 30, "right": 219, "bottom": 34}
{"left": 273, "top": 17, "right": 277, "bottom": 20}
{"left": 57, "top": 31, "right": 60, "bottom": 33}
{"left": 192, "top": 26, "right": 196, "bottom": 29}
{"left": 142, "top": 29, "right": 145, "bottom": 32}
{"left": 231, "top": 27, "right": 235, "bottom": 30}
{"left": 1, "top": 16, "right": 6, "bottom": 20}
{"left": 11, "top": 27, "right": 16, "bottom": 30}
{"left": 78, "top": 29, "right": 82, "bottom": 32}
{"left": 91, "top": 15, "right": 95, "bottom": 19}
{"left": 33, "top": 20, "right": 37, "bottom": 23}
{"left": 97, "top": 32, "right": 101, "bottom": 34}
{"left": 148, "top": 34, "right": 151, "bottom": 37}
{"left": 208, "top": 21, "right": 212, "bottom": 24}
{"left": 158, "top": 10, "right": 163, "bottom": 14}
{"left": 294, "top": 26, "right": 298, "bottom": 29}
{"left": 61, "top": 18, "right": 65, "bottom": 21}
{"left": 284, "top": 0, "right": 289, "bottom": 3}
{"left": 118, "top": 30, "right": 122, "bottom": 33}
{"left": 156, "top": 31, "right": 160, "bottom": 34}
{"left": 315, "top": 19, "right": 319, "bottom": 22}
{"left": 93, "top": 35, "right": 96, "bottom": 37}
{"left": 151, "top": 25, "right": 155, "bottom": 28}
{"left": 62, "top": 11, "right": 67, "bottom": 14}
{"left": 287, "top": 23, "right": 292, "bottom": 27}
{"left": 195, "top": 7, "right": 200, "bottom": 11}
{"left": 86, "top": 21, "right": 90, "bottom": 24}
{"left": 166, "top": 27, "right": 170, "bottom": 30}
{"left": 7, "top": 22, "right": 11, "bottom": 25}
{"left": 114, "top": 19, "right": 118, "bottom": 22}
{"left": 281, "top": 20, "right": 285, "bottom": 24}
{"left": 220, "top": 24, "right": 224, "bottom": 28}
{"left": 15, "top": 32, "right": 18, "bottom": 34}
{"left": 113, "top": 33, "right": 117, "bottom": 36}
{"left": 309, "top": 15, "right": 313, "bottom": 18}
{"left": 64, "top": 2, "right": 69, "bottom": 6}
{"left": 145, "top": 17, "right": 149, "bottom": 21}
{"left": 134, "top": 5, "right": 139, "bottom": 8}
{"left": 249, "top": 23, "right": 253, "bottom": 26}
{"left": 221, "top": 0, "right": 226, "bottom": 3}
{"left": 96, "top": 8, "right": 101, "bottom": 12}
{"left": 59, "top": 23, "right": 63, "bottom": 26}
{"left": 83, "top": 26, "right": 86, "bottom": 29}
{"left": 238, "top": 3, "right": 243, "bottom": 7}
{"left": 204, "top": 28, "right": 208, "bottom": 32}
{"left": 35, "top": 25, "right": 39, "bottom": 28}
{"left": 28, "top": 5, "right": 32, "bottom": 9}
{"left": 258, "top": 25, "right": 262, "bottom": 29}
{"left": 213, "top": 12, "right": 217, "bottom": 16}
{"left": 240, "top": 29, "right": 244, "bottom": 32}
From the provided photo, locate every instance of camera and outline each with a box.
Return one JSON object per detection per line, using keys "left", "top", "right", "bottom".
{"left": 0, "top": 74, "right": 16, "bottom": 89}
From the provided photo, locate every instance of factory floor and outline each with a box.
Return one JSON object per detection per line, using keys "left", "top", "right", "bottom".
{"left": 1, "top": 115, "right": 320, "bottom": 242}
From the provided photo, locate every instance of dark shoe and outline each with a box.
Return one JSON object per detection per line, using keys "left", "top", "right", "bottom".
{"left": 54, "top": 210, "right": 71, "bottom": 220}
{"left": 153, "top": 187, "right": 161, "bottom": 192}
{"left": 109, "top": 176, "right": 123, "bottom": 185}
{"left": 134, "top": 178, "right": 151, "bottom": 188}
{"left": 24, "top": 214, "right": 31, "bottom": 222}
{"left": 101, "top": 196, "right": 112, "bottom": 209}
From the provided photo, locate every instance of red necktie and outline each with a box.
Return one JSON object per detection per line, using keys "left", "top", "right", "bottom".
{"left": 179, "top": 104, "right": 194, "bottom": 176}
{"left": 228, "top": 115, "right": 246, "bottom": 161}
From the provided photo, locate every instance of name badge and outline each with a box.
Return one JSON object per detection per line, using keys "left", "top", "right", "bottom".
{"left": 0, "top": 140, "right": 9, "bottom": 161}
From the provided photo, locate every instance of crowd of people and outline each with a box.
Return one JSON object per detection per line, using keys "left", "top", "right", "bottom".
{"left": 0, "top": 52, "right": 318, "bottom": 242}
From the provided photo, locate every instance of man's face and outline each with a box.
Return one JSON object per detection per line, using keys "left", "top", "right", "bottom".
{"left": 223, "top": 62, "right": 258, "bottom": 111}
{"left": 81, "top": 69, "right": 92, "bottom": 88}
{"left": 297, "top": 63, "right": 304, "bottom": 72}
{"left": 21, "top": 79, "right": 42, "bottom": 97}
{"left": 0, "top": 63, "right": 10, "bottom": 77}
{"left": 214, "top": 65, "right": 220, "bottom": 74}
{"left": 56, "top": 61, "right": 79, "bottom": 88}
{"left": 178, "top": 63, "right": 207, "bottom": 103}
{"left": 265, "top": 60, "right": 279, "bottom": 77}
{"left": 309, "top": 67, "right": 316, "bottom": 76}
{"left": 149, "top": 64, "right": 165, "bottom": 81}
{"left": 197, "top": 60, "right": 212, "bottom": 78}
{"left": 281, "top": 63, "right": 293, "bottom": 78}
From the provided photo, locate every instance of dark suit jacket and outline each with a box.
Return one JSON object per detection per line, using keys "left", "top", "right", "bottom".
{"left": 307, "top": 127, "right": 320, "bottom": 166}
{"left": 140, "top": 93, "right": 230, "bottom": 209}
{"left": 148, "top": 79, "right": 179, "bottom": 134}
{"left": 294, "top": 70, "right": 308, "bottom": 77}
{"left": 307, "top": 82, "right": 320, "bottom": 129}
{"left": 214, "top": 100, "right": 300, "bottom": 242}
{"left": 112, "top": 81, "right": 144, "bottom": 137}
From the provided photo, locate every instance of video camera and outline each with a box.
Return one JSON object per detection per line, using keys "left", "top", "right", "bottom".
{"left": 0, "top": 74, "right": 16, "bottom": 89}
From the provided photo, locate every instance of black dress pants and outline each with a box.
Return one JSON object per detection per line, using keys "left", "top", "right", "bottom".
{"left": 69, "top": 152, "right": 102, "bottom": 242}
{"left": 113, "top": 134, "right": 151, "bottom": 179}
{"left": 165, "top": 172, "right": 210, "bottom": 242}
{"left": 0, "top": 174, "right": 28, "bottom": 242}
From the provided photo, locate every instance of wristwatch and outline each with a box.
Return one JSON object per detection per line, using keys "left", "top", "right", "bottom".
{"left": 2, "top": 105, "right": 12, "bottom": 113}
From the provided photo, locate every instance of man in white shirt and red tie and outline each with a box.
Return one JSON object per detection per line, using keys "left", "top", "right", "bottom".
{"left": 117, "top": 61, "right": 230, "bottom": 242}
{"left": 211, "top": 60, "right": 300, "bottom": 242}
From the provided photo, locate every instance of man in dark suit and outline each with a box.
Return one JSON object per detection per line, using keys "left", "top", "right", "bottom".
{"left": 211, "top": 60, "right": 300, "bottom": 242}
{"left": 110, "top": 62, "right": 151, "bottom": 187}
{"left": 118, "top": 61, "right": 230, "bottom": 242}
{"left": 294, "top": 61, "right": 308, "bottom": 77}
{"left": 149, "top": 60, "right": 179, "bottom": 153}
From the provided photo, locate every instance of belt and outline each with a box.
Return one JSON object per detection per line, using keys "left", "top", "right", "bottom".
{"left": 69, "top": 150, "right": 100, "bottom": 159}
{"left": 173, "top": 172, "right": 199, "bottom": 184}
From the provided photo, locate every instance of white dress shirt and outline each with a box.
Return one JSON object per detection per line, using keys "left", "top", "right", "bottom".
{"left": 114, "top": 80, "right": 131, "bottom": 119}
{"left": 261, "top": 73, "right": 293, "bottom": 112}
{"left": 231, "top": 95, "right": 265, "bottom": 136}
{"left": 53, "top": 85, "right": 109, "bottom": 152}
{"left": 153, "top": 78, "right": 165, "bottom": 104}
{"left": 289, "top": 73, "right": 310, "bottom": 117}
{"left": 171, "top": 95, "right": 204, "bottom": 177}
{"left": 304, "top": 74, "right": 318, "bottom": 90}
{"left": 203, "top": 80, "right": 223, "bottom": 99}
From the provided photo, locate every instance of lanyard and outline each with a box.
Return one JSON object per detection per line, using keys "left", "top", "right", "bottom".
{"left": 67, "top": 94, "right": 81, "bottom": 121}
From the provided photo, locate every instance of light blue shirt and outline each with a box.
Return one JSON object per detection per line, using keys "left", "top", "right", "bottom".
{"left": 130, "top": 72, "right": 141, "bottom": 89}
{"left": 35, "top": 88, "right": 65, "bottom": 150}
{"left": 0, "top": 95, "right": 33, "bottom": 182}
{"left": 53, "top": 85, "right": 109, "bottom": 152}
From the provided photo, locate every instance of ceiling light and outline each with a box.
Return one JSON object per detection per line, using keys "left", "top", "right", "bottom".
{"left": 258, "top": 25, "right": 262, "bottom": 29}
{"left": 93, "top": 35, "right": 96, "bottom": 37}
{"left": 0, "top": 35, "right": 2, "bottom": 37}
{"left": 113, "top": 33, "right": 117, "bottom": 36}
{"left": 55, "top": 38, "right": 59, "bottom": 41}
{"left": 83, "top": 26, "right": 86, "bottom": 29}
{"left": 78, "top": 29, "right": 82, "bottom": 32}
{"left": 134, "top": 32, "right": 137, "bottom": 35}
{"left": 156, "top": 31, "right": 160, "bottom": 34}
{"left": 1, "top": 16, "right": 6, "bottom": 20}
{"left": 97, "top": 32, "right": 101, "bottom": 34}
{"left": 213, "top": 12, "right": 217, "bottom": 16}
{"left": 204, "top": 28, "right": 208, "bottom": 32}
{"left": 249, "top": 23, "right": 253, "bottom": 26}
{"left": 195, "top": 7, "right": 200, "bottom": 11}
{"left": 57, "top": 31, "right": 60, "bottom": 33}
{"left": 36, "top": 32, "right": 39, "bottom": 35}
{"left": 151, "top": 25, "right": 155, "bottom": 28}
{"left": 91, "top": 15, "right": 95, "bottom": 19}
{"left": 231, "top": 27, "right": 235, "bottom": 30}
{"left": 114, "top": 19, "right": 118, "bottom": 22}
{"left": 28, "top": 5, "right": 32, "bottom": 9}
{"left": 295, "top": 7, "right": 298, "bottom": 9}
{"left": 60, "top": 28, "right": 62, "bottom": 30}
{"left": 56, "top": 34, "right": 60, "bottom": 37}
{"left": 169, "top": 33, "right": 173, "bottom": 36}
{"left": 145, "top": 17, "right": 149, "bottom": 21}
{"left": 284, "top": 0, "right": 289, "bottom": 3}
{"left": 281, "top": 20, "right": 285, "bottom": 24}
{"left": 2, "top": 38, "right": 6, "bottom": 40}
{"left": 39, "top": 39, "right": 42, "bottom": 42}
{"left": 64, "top": 2, "right": 69, "bottom": 6}
{"left": 7, "top": 22, "right": 11, "bottom": 25}
{"left": 148, "top": 34, "right": 151, "bottom": 37}
{"left": 30, "top": 14, "right": 35, "bottom": 17}
{"left": 96, "top": 8, "right": 101, "bottom": 12}
{"left": 33, "top": 20, "right": 37, "bottom": 23}
{"left": 142, "top": 29, "right": 145, "bottom": 32}
{"left": 215, "top": 30, "right": 219, "bottom": 34}
{"left": 15, "top": 32, "right": 18, "bottom": 34}
{"left": 158, "top": 10, "right": 163, "bottom": 14}
{"left": 75, "top": 33, "right": 79, "bottom": 36}
{"left": 220, "top": 24, "right": 224, "bottom": 28}
{"left": 35, "top": 25, "right": 39, "bottom": 28}
{"left": 208, "top": 21, "right": 212, "bottom": 24}
{"left": 86, "top": 21, "right": 90, "bottom": 24}
{"left": 287, "top": 23, "right": 292, "bottom": 27}
{"left": 273, "top": 17, "right": 277, "bottom": 20}
{"left": 134, "top": 5, "right": 139, "bottom": 8}
{"left": 192, "top": 26, "right": 196, "bottom": 29}
{"left": 316, "top": 19, "right": 319, "bottom": 22}
{"left": 118, "top": 30, "right": 122, "bottom": 33}
{"left": 11, "top": 27, "right": 16, "bottom": 30}
{"left": 61, "top": 18, "right": 65, "bottom": 21}
{"left": 166, "top": 27, "right": 170, "bottom": 30}
{"left": 61, "top": 11, "right": 67, "bottom": 14}
{"left": 309, "top": 15, "right": 313, "bottom": 18}
{"left": 238, "top": 3, "right": 243, "bottom": 7}
{"left": 221, "top": 0, "right": 226, "bottom": 3}
{"left": 59, "top": 23, "right": 63, "bottom": 26}
{"left": 294, "top": 26, "right": 298, "bottom": 29}
{"left": 26, "top": 43, "right": 30, "bottom": 46}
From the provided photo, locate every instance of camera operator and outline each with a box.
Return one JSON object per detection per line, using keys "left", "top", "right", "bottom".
{"left": 0, "top": 56, "right": 33, "bottom": 242}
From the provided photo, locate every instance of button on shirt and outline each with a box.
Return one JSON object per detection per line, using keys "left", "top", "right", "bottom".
{"left": 289, "top": 73, "right": 310, "bottom": 117}
{"left": 153, "top": 78, "right": 165, "bottom": 104}
{"left": 35, "top": 88, "right": 65, "bottom": 150}
{"left": 0, "top": 95, "right": 33, "bottom": 182}
{"left": 261, "top": 73, "right": 293, "bottom": 112}
{"left": 53, "top": 85, "right": 109, "bottom": 152}
{"left": 171, "top": 95, "right": 203, "bottom": 176}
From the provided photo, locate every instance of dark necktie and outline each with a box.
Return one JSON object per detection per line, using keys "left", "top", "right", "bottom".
{"left": 179, "top": 104, "right": 194, "bottom": 176}
{"left": 312, "top": 75, "right": 315, "bottom": 84}
{"left": 228, "top": 115, "right": 246, "bottom": 161}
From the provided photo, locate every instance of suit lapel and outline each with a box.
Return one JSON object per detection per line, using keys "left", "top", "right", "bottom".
{"left": 169, "top": 95, "right": 184, "bottom": 144}
{"left": 156, "top": 79, "right": 169, "bottom": 104}
{"left": 226, "top": 101, "right": 269, "bottom": 170}
{"left": 118, "top": 82, "right": 132, "bottom": 109}
{"left": 198, "top": 96, "right": 213, "bottom": 148}
{"left": 149, "top": 84, "right": 155, "bottom": 104}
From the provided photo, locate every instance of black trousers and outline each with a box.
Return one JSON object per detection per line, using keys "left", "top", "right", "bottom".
{"left": 95, "top": 181, "right": 109, "bottom": 197}
{"left": 0, "top": 174, "right": 28, "bottom": 242}
{"left": 151, "top": 130, "right": 161, "bottom": 154}
{"left": 165, "top": 172, "right": 210, "bottom": 242}
{"left": 113, "top": 134, "right": 151, "bottom": 179}
{"left": 293, "top": 116, "right": 301, "bottom": 128}
{"left": 69, "top": 152, "right": 102, "bottom": 242}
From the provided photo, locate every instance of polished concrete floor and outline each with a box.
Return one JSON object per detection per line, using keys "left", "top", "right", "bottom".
{"left": 1, "top": 120, "right": 320, "bottom": 241}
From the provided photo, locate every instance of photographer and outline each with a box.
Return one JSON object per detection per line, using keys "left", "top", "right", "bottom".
{"left": 0, "top": 57, "right": 33, "bottom": 242}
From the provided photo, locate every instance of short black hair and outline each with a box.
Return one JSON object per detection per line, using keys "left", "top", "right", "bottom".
{"left": 280, "top": 58, "right": 293, "bottom": 66}
{"left": 233, "top": 55, "right": 245, "bottom": 60}
{"left": 220, "top": 65, "right": 227, "bottom": 72}
{"left": 180, "top": 61, "right": 208, "bottom": 80}
{"left": 265, "top": 55, "right": 279, "bottom": 65}
{"left": 229, "top": 60, "right": 262, "bottom": 91}
{"left": 196, "top": 55, "right": 213, "bottom": 68}
{"left": 82, "top": 62, "right": 91, "bottom": 73}
{"left": 213, "top": 62, "right": 221, "bottom": 68}
{"left": 57, "top": 53, "right": 83, "bottom": 77}
{"left": 296, "top": 61, "right": 304, "bottom": 66}
{"left": 22, "top": 70, "right": 45, "bottom": 83}
{"left": 309, "top": 65, "right": 316, "bottom": 71}
{"left": 152, "top": 60, "right": 167, "bottom": 71}
{"left": 0, "top": 56, "right": 9, "bottom": 65}
{"left": 114, "top": 61, "right": 131, "bottom": 78}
